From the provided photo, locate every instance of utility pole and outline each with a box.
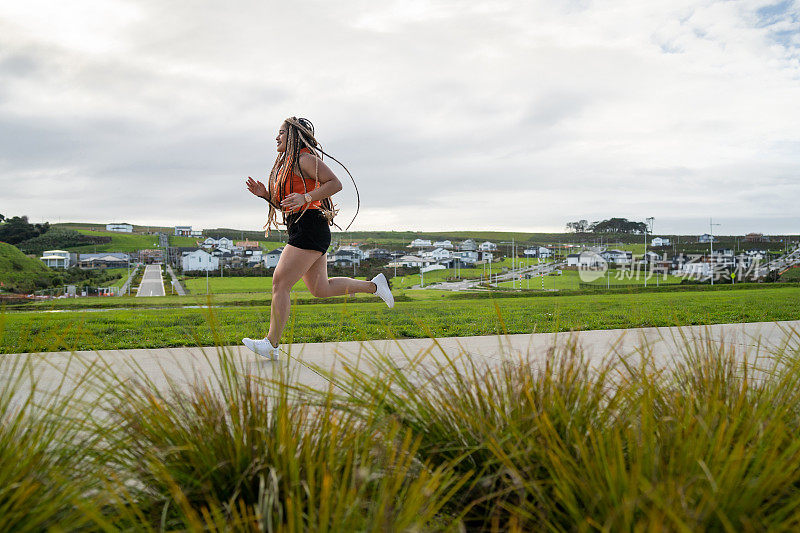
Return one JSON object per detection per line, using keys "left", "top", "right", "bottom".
{"left": 709, "top": 218, "right": 721, "bottom": 285}
{"left": 644, "top": 217, "right": 654, "bottom": 287}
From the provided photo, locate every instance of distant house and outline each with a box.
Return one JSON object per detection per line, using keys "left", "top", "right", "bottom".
{"left": 77, "top": 253, "right": 129, "bottom": 269}
{"left": 479, "top": 241, "right": 498, "bottom": 252}
{"left": 641, "top": 251, "right": 662, "bottom": 264}
{"left": 433, "top": 240, "right": 454, "bottom": 249}
{"left": 390, "top": 255, "right": 432, "bottom": 268}
{"left": 328, "top": 249, "right": 361, "bottom": 267}
{"left": 567, "top": 252, "right": 604, "bottom": 267}
{"left": 364, "top": 248, "right": 392, "bottom": 260}
{"left": 698, "top": 234, "right": 715, "bottom": 243}
{"left": 138, "top": 249, "right": 164, "bottom": 264}
{"left": 106, "top": 223, "right": 133, "bottom": 233}
{"left": 264, "top": 248, "right": 283, "bottom": 269}
{"left": 523, "top": 246, "right": 553, "bottom": 258}
{"left": 459, "top": 239, "right": 477, "bottom": 251}
{"left": 600, "top": 249, "right": 632, "bottom": 264}
{"left": 201, "top": 237, "right": 234, "bottom": 249}
{"left": 681, "top": 262, "right": 712, "bottom": 278}
{"left": 182, "top": 249, "right": 218, "bottom": 272}
{"left": 410, "top": 239, "right": 433, "bottom": 248}
{"left": 651, "top": 237, "right": 670, "bottom": 247}
{"left": 453, "top": 250, "right": 479, "bottom": 265}
{"left": 338, "top": 245, "right": 364, "bottom": 259}
{"left": 174, "top": 226, "right": 202, "bottom": 237}
{"left": 40, "top": 250, "right": 71, "bottom": 269}
{"left": 424, "top": 247, "right": 452, "bottom": 261}
{"left": 236, "top": 240, "right": 261, "bottom": 251}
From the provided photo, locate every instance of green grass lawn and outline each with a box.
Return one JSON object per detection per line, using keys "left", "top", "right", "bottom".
{"left": 3, "top": 286, "right": 799, "bottom": 353}
{"left": 68, "top": 231, "right": 160, "bottom": 252}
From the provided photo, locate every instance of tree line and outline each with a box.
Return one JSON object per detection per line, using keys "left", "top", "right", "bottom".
{"left": 565, "top": 218, "right": 647, "bottom": 234}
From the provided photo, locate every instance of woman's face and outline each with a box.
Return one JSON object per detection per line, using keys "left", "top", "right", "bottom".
{"left": 275, "top": 124, "right": 287, "bottom": 153}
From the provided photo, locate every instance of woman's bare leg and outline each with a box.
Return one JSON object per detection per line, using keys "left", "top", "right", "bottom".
{"left": 302, "top": 253, "right": 377, "bottom": 298}
{"left": 267, "top": 245, "right": 324, "bottom": 347}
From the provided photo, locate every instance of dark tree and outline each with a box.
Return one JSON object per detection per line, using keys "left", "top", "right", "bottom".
{"left": 565, "top": 219, "right": 590, "bottom": 233}
{"left": 0, "top": 216, "right": 50, "bottom": 245}
{"left": 588, "top": 218, "right": 647, "bottom": 234}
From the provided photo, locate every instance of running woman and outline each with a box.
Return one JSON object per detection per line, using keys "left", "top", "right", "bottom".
{"left": 242, "top": 117, "right": 393, "bottom": 359}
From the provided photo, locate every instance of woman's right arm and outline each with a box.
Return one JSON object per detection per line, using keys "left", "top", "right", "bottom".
{"left": 246, "top": 176, "right": 269, "bottom": 200}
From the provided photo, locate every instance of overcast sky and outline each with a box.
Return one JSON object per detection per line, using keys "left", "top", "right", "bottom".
{"left": 1, "top": 0, "right": 798, "bottom": 236}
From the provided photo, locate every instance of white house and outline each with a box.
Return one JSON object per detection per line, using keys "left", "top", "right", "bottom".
{"left": 328, "top": 249, "right": 361, "bottom": 267}
{"left": 479, "top": 241, "right": 497, "bottom": 252}
{"left": 567, "top": 252, "right": 605, "bottom": 268}
{"left": 601, "top": 249, "right": 632, "bottom": 264}
{"left": 338, "top": 245, "right": 364, "bottom": 259}
{"left": 698, "top": 234, "right": 715, "bottom": 243}
{"left": 459, "top": 239, "right": 477, "bottom": 251}
{"left": 182, "top": 249, "right": 219, "bottom": 272}
{"left": 424, "top": 247, "right": 452, "bottom": 261}
{"left": 202, "top": 237, "right": 234, "bottom": 249}
{"left": 410, "top": 239, "right": 433, "bottom": 248}
{"left": 681, "top": 262, "right": 712, "bottom": 278}
{"left": 391, "top": 255, "right": 432, "bottom": 268}
{"left": 106, "top": 223, "right": 133, "bottom": 233}
{"left": 651, "top": 237, "right": 671, "bottom": 247}
{"left": 264, "top": 248, "right": 283, "bottom": 268}
{"left": 523, "top": 246, "right": 553, "bottom": 258}
{"left": 433, "top": 240, "right": 454, "bottom": 249}
{"left": 40, "top": 250, "right": 71, "bottom": 269}
{"left": 174, "top": 226, "right": 192, "bottom": 236}
{"left": 453, "top": 250, "right": 479, "bottom": 265}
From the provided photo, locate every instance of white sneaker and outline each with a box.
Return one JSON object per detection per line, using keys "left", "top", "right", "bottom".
{"left": 242, "top": 337, "right": 279, "bottom": 360}
{"left": 371, "top": 273, "right": 394, "bottom": 308}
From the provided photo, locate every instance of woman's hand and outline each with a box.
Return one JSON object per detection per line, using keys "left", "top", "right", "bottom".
{"left": 280, "top": 192, "right": 306, "bottom": 211}
{"left": 246, "top": 176, "right": 267, "bottom": 199}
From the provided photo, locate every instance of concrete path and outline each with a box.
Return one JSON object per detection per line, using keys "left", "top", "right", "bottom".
{"left": 5, "top": 321, "right": 799, "bottom": 401}
{"left": 165, "top": 265, "right": 186, "bottom": 296}
{"left": 135, "top": 264, "right": 165, "bottom": 297}
{"left": 118, "top": 265, "right": 140, "bottom": 296}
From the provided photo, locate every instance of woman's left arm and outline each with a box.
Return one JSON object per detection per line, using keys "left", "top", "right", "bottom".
{"left": 280, "top": 153, "right": 343, "bottom": 210}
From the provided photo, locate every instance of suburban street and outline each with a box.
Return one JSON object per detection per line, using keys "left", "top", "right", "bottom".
{"left": 135, "top": 264, "right": 165, "bottom": 297}
{"left": 424, "top": 261, "right": 563, "bottom": 290}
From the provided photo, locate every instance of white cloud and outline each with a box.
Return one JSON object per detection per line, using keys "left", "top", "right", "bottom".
{"left": 0, "top": 0, "right": 798, "bottom": 235}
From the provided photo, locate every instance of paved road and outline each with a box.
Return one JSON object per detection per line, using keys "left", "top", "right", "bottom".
{"left": 5, "top": 321, "right": 798, "bottom": 400}
{"left": 136, "top": 264, "right": 165, "bottom": 297}
{"left": 423, "top": 262, "right": 563, "bottom": 290}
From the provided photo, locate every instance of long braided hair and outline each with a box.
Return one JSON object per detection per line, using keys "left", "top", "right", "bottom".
{"left": 264, "top": 117, "right": 359, "bottom": 234}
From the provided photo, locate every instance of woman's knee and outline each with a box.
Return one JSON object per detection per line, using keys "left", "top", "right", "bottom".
{"left": 271, "top": 273, "right": 292, "bottom": 294}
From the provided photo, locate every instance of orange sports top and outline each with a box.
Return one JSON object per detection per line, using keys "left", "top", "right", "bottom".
{"left": 282, "top": 147, "right": 322, "bottom": 213}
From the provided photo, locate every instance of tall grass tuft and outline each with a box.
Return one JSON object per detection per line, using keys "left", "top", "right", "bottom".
{"left": 317, "top": 326, "right": 800, "bottom": 531}
{"left": 0, "top": 354, "right": 105, "bottom": 532}
{"left": 92, "top": 348, "right": 468, "bottom": 531}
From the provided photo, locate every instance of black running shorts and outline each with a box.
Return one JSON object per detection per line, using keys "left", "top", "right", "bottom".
{"left": 285, "top": 209, "right": 331, "bottom": 253}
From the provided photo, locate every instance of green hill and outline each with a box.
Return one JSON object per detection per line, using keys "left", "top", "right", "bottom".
{"left": 0, "top": 242, "right": 59, "bottom": 293}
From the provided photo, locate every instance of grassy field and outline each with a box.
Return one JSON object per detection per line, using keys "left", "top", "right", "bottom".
{"left": 3, "top": 286, "right": 799, "bottom": 353}
{"left": 0, "top": 242, "right": 58, "bottom": 292}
